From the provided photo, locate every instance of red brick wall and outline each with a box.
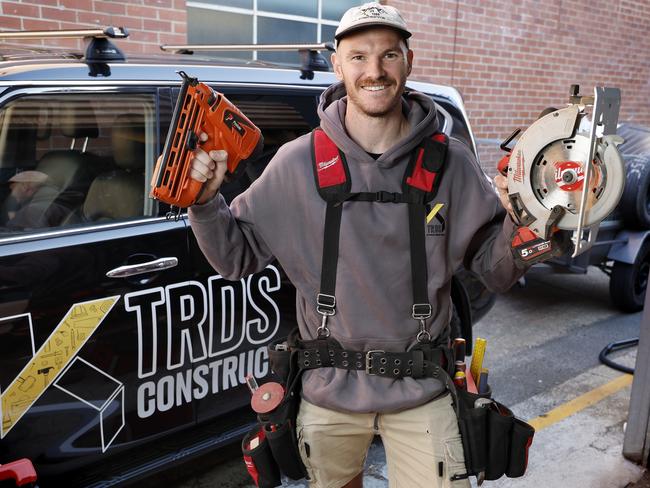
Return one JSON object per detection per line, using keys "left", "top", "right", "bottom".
{"left": 0, "top": 0, "right": 187, "bottom": 54}
{"left": 1, "top": 1, "right": 648, "bottom": 174}
{"left": 389, "top": 0, "right": 650, "bottom": 175}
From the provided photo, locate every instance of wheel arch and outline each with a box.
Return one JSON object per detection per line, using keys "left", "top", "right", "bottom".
{"left": 607, "top": 229, "right": 650, "bottom": 264}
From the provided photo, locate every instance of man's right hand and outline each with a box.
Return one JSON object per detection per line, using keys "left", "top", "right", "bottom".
{"left": 190, "top": 132, "right": 229, "bottom": 205}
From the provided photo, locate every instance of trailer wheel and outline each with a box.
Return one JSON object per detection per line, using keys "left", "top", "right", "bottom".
{"left": 610, "top": 242, "right": 650, "bottom": 312}
{"left": 620, "top": 155, "right": 650, "bottom": 228}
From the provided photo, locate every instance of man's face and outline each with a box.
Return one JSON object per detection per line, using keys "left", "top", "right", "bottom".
{"left": 9, "top": 181, "right": 37, "bottom": 204}
{"left": 332, "top": 27, "right": 413, "bottom": 118}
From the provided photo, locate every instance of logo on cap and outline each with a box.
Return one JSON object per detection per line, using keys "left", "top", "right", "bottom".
{"left": 359, "top": 6, "right": 387, "bottom": 18}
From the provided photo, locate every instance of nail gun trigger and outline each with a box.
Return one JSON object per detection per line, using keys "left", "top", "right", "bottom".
{"left": 166, "top": 206, "right": 182, "bottom": 221}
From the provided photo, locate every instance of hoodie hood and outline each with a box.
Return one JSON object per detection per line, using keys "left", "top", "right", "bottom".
{"left": 317, "top": 81, "right": 439, "bottom": 168}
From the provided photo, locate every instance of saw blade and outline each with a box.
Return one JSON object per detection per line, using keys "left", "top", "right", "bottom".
{"left": 530, "top": 134, "right": 606, "bottom": 226}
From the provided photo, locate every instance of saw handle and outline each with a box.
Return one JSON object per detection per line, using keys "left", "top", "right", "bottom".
{"left": 497, "top": 154, "right": 510, "bottom": 177}
{"left": 497, "top": 128, "right": 521, "bottom": 176}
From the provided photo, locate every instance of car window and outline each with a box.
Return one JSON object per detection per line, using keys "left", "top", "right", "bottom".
{"left": 0, "top": 92, "right": 156, "bottom": 236}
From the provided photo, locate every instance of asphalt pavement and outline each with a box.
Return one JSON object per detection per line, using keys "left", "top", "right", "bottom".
{"left": 147, "top": 266, "right": 648, "bottom": 488}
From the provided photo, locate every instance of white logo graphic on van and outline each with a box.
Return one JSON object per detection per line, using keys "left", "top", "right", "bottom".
{"left": 0, "top": 265, "right": 282, "bottom": 452}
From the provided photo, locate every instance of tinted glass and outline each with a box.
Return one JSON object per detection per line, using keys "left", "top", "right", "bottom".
{"left": 257, "top": 17, "right": 317, "bottom": 64}
{"left": 258, "top": 0, "right": 317, "bottom": 17}
{"left": 187, "top": 7, "right": 253, "bottom": 60}
{"left": 0, "top": 93, "right": 156, "bottom": 236}
{"left": 322, "top": 0, "right": 361, "bottom": 20}
{"left": 322, "top": 23, "right": 337, "bottom": 43}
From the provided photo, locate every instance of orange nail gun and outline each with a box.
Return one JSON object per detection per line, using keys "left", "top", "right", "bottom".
{"left": 150, "top": 71, "right": 262, "bottom": 208}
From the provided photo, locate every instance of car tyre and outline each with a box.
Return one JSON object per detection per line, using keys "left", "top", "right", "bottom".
{"left": 610, "top": 242, "right": 650, "bottom": 312}
{"left": 620, "top": 154, "right": 650, "bottom": 229}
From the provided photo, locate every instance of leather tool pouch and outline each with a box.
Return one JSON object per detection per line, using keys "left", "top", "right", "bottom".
{"left": 454, "top": 386, "right": 534, "bottom": 481}
{"left": 242, "top": 329, "right": 307, "bottom": 486}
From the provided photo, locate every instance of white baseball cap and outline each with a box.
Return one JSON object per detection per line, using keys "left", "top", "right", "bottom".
{"left": 335, "top": 2, "right": 412, "bottom": 45}
{"left": 8, "top": 170, "right": 48, "bottom": 185}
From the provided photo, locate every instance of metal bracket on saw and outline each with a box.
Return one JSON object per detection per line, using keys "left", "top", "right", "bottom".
{"left": 571, "top": 86, "right": 621, "bottom": 257}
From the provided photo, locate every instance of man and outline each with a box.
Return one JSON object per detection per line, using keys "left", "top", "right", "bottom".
{"left": 2, "top": 170, "right": 79, "bottom": 230}
{"left": 4, "top": 171, "right": 49, "bottom": 220}
{"left": 188, "top": 3, "right": 521, "bottom": 487}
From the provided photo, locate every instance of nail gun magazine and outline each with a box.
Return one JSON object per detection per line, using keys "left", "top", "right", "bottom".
{"left": 150, "top": 71, "right": 263, "bottom": 208}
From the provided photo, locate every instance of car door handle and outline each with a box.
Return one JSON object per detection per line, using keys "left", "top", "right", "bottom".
{"left": 106, "top": 257, "right": 179, "bottom": 278}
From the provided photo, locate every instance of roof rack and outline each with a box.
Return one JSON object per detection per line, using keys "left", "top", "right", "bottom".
{"left": 159, "top": 42, "right": 333, "bottom": 53}
{"left": 0, "top": 27, "right": 129, "bottom": 64}
{"left": 159, "top": 42, "right": 334, "bottom": 79}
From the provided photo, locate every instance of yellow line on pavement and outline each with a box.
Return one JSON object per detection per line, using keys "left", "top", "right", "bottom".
{"left": 529, "top": 374, "right": 633, "bottom": 431}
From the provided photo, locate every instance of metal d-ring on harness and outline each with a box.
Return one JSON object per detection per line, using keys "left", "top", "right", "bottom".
{"left": 309, "top": 128, "right": 449, "bottom": 376}
{"left": 316, "top": 293, "right": 335, "bottom": 338}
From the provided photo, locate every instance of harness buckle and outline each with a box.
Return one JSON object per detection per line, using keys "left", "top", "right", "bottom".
{"left": 317, "top": 293, "right": 336, "bottom": 316}
{"left": 376, "top": 191, "right": 400, "bottom": 203}
{"left": 365, "top": 350, "right": 385, "bottom": 375}
{"left": 412, "top": 303, "right": 432, "bottom": 320}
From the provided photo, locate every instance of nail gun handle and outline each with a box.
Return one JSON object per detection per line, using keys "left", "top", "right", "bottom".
{"left": 198, "top": 88, "right": 262, "bottom": 179}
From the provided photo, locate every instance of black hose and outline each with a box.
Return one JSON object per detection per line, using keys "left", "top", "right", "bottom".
{"left": 599, "top": 338, "right": 639, "bottom": 374}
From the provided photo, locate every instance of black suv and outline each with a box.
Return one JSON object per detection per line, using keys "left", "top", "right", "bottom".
{"left": 0, "top": 29, "right": 494, "bottom": 487}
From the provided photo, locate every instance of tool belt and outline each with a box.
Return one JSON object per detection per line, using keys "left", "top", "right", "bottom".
{"left": 242, "top": 330, "right": 454, "bottom": 488}
{"left": 296, "top": 335, "right": 452, "bottom": 379}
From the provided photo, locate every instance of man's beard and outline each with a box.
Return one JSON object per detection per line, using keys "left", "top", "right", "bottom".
{"left": 345, "top": 76, "right": 406, "bottom": 118}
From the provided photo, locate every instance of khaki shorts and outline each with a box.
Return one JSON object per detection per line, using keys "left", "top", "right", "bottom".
{"left": 296, "top": 394, "right": 470, "bottom": 488}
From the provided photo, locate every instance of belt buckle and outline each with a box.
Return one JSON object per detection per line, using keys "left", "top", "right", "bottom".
{"left": 365, "top": 350, "right": 385, "bottom": 375}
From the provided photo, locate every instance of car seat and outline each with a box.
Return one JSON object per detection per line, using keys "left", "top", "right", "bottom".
{"left": 16, "top": 104, "right": 101, "bottom": 228}
{"left": 81, "top": 113, "right": 145, "bottom": 221}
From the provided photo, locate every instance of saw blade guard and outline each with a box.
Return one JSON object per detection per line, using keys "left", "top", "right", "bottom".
{"left": 505, "top": 86, "right": 625, "bottom": 256}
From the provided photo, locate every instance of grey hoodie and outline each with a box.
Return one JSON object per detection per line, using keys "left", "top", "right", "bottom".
{"left": 188, "top": 82, "right": 522, "bottom": 413}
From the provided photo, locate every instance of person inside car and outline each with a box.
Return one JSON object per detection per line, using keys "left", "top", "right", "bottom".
{"left": 2, "top": 170, "right": 82, "bottom": 230}
{"left": 186, "top": 3, "right": 522, "bottom": 487}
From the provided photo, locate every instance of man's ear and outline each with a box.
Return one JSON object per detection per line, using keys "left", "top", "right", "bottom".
{"left": 331, "top": 52, "right": 343, "bottom": 80}
{"left": 406, "top": 49, "right": 414, "bottom": 76}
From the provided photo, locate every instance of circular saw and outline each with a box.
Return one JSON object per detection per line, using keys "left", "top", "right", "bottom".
{"left": 498, "top": 85, "right": 625, "bottom": 265}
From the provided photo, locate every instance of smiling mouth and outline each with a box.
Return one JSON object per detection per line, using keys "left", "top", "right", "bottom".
{"left": 362, "top": 85, "right": 388, "bottom": 92}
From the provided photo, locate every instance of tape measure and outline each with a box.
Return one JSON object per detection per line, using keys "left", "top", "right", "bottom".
{"left": 470, "top": 337, "right": 487, "bottom": 385}
{"left": 250, "top": 381, "right": 285, "bottom": 414}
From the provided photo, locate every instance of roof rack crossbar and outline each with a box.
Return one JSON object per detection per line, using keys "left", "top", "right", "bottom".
{"left": 0, "top": 27, "right": 128, "bottom": 41}
{"left": 159, "top": 42, "right": 334, "bottom": 53}
{"left": 0, "top": 27, "right": 129, "bottom": 70}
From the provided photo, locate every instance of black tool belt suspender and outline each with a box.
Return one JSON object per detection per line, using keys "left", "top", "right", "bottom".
{"left": 304, "top": 128, "right": 450, "bottom": 378}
